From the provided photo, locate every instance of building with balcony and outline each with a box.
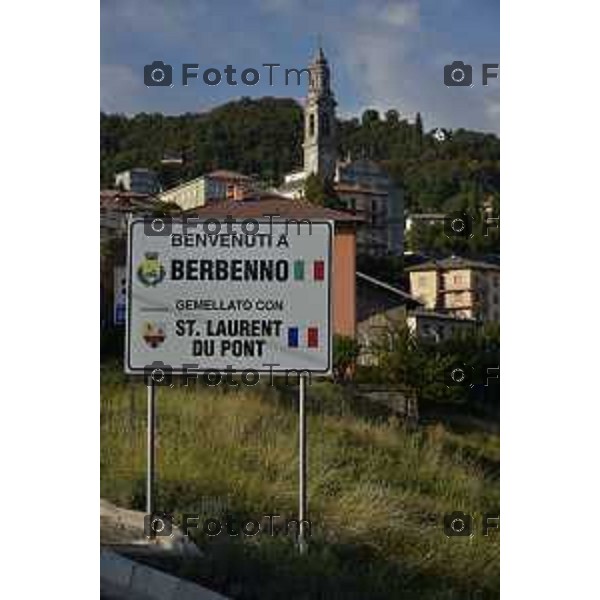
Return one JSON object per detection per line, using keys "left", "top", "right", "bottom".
{"left": 407, "top": 256, "right": 500, "bottom": 322}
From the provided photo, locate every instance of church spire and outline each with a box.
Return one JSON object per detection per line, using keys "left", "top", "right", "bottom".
{"left": 315, "top": 45, "right": 326, "bottom": 63}
{"left": 314, "top": 33, "right": 325, "bottom": 62}
{"left": 303, "top": 46, "right": 337, "bottom": 181}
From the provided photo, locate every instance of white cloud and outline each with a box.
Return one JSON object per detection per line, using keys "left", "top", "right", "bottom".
{"left": 379, "top": 1, "right": 420, "bottom": 28}
{"left": 334, "top": 26, "right": 499, "bottom": 133}
{"left": 352, "top": 1, "right": 420, "bottom": 29}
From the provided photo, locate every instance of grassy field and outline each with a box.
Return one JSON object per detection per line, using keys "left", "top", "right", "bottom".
{"left": 101, "top": 366, "right": 499, "bottom": 599}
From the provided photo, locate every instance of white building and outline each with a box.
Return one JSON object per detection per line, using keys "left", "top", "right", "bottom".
{"left": 158, "top": 170, "right": 257, "bottom": 210}
{"left": 114, "top": 168, "right": 160, "bottom": 194}
{"left": 406, "top": 310, "right": 477, "bottom": 342}
{"left": 158, "top": 176, "right": 226, "bottom": 210}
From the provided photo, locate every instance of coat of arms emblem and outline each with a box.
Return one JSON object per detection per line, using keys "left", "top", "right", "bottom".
{"left": 137, "top": 252, "right": 166, "bottom": 286}
{"left": 142, "top": 322, "right": 166, "bottom": 349}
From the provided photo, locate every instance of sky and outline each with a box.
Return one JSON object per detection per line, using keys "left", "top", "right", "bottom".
{"left": 101, "top": 0, "right": 499, "bottom": 134}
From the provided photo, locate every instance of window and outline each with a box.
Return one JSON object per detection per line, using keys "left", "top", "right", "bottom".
{"left": 309, "top": 114, "right": 315, "bottom": 137}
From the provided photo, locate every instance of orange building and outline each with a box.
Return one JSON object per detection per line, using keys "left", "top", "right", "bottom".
{"left": 187, "top": 194, "right": 361, "bottom": 337}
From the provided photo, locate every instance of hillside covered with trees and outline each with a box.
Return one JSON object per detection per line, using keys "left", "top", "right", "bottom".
{"left": 101, "top": 97, "right": 499, "bottom": 212}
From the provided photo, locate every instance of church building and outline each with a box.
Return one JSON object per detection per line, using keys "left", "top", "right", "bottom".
{"left": 277, "top": 47, "right": 404, "bottom": 257}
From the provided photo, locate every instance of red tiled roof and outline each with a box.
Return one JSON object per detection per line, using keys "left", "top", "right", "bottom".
{"left": 100, "top": 190, "right": 164, "bottom": 211}
{"left": 185, "top": 193, "right": 363, "bottom": 224}
{"left": 207, "top": 170, "right": 255, "bottom": 182}
{"left": 334, "top": 183, "right": 388, "bottom": 196}
{"left": 406, "top": 256, "right": 500, "bottom": 272}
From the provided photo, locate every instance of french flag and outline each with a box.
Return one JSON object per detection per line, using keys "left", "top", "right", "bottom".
{"left": 287, "top": 326, "right": 319, "bottom": 348}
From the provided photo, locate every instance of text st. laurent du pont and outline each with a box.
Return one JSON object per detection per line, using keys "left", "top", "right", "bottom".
{"left": 171, "top": 232, "right": 293, "bottom": 358}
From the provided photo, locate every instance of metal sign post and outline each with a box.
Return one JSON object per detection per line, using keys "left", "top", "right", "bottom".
{"left": 146, "top": 377, "right": 156, "bottom": 528}
{"left": 298, "top": 373, "right": 308, "bottom": 554}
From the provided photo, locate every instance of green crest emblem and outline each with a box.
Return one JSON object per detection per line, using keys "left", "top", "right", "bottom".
{"left": 137, "top": 252, "right": 166, "bottom": 287}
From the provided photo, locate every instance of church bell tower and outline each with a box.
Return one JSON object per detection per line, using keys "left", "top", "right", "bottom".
{"left": 303, "top": 47, "right": 337, "bottom": 181}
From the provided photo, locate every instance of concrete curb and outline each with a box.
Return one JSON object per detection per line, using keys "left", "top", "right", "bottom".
{"left": 100, "top": 548, "right": 229, "bottom": 600}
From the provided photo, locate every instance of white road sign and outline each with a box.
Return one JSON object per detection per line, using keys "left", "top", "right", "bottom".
{"left": 125, "top": 217, "right": 332, "bottom": 374}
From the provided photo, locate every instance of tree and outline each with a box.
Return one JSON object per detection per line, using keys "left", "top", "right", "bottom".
{"left": 101, "top": 99, "right": 500, "bottom": 257}
{"left": 304, "top": 173, "right": 326, "bottom": 205}
{"left": 303, "top": 173, "right": 342, "bottom": 208}
{"left": 385, "top": 109, "right": 399, "bottom": 124}
{"left": 415, "top": 112, "right": 424, "bottom": 150}
{"left": 369, "top": 322, "right": 499, "bottom": 414}
{"left": 361, "top": 109, "right": 380, "bottom": 126}
{"left": 333, "top": 335, "right": 361, "bottom": 381}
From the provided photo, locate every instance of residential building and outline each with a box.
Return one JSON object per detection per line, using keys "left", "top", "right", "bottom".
{"left": 114, "top": 168, "right": 160, "bottom": 194}
{"left": 158, "top": 170, "right": 257, "bottom": 210}
{"left": 356, "top": 272, "right": 420, "bottom": 364}
{"left": 335, "top": 159, "right": 404, "bottom": 256}
{"left": 187, "top": 193, "right": 362, "bottom": 338}
{"left": 406, "top": 310, "right": 477, "bottom": 342}
{"left": 407, "top": 256, "right": 500, "bottom": 322}
{"left": 100, "top": 190, "right": 167, "bottom": 238}
{"left": 207, "top": 170, "right": 258, "bottom": 200}
{"left": 356, "top": 271, "right": 477, "bottom": 363}
{"left": 158, "top": 176, "right": 225, "bottom": 210}
{"left": 357, "top": 271, "right": 420, "bottom": 348}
